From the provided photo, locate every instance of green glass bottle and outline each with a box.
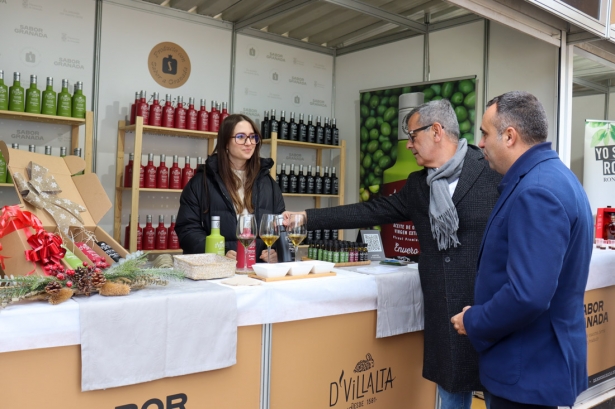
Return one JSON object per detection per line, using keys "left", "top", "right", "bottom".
{"left": 205, "top": 216, "right": 225, "bottom": 255}
{"left": 8, "top": 72, "right": 25, "bottom": 112}
{"left": 25, "top": 75, "right": 41, "bottom": 114}
{"left": 41, "top": 77, "right": 56, "bottom": 116}
{"left": 0, "top": 70, "right": 8, "bottom": 110}
{"left": 71, "top": 81, "right": 86, "bottom": 118}
{"left": 57, "top": 79, "right": 71, "bottom": 117}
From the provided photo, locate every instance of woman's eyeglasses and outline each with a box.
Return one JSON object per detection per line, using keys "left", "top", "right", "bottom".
{"left": 233, "top": 133, "right": 260, "bottom": 145}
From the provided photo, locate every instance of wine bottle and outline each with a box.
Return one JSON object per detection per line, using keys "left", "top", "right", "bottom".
{"left": 155, "top": 215, "right": 168, "bottom": 250}
{"left": 279, "top": 110, "right": 288, "bottom": 140}
{"left": 298, "top": 164, "right": 307, "bottom": 194}
{"left": 280, "top": 163, "right": 289, "bottom": 193}
{"left": 174, "top": 96, "right": 186, "bottom": 129}
{"left": 8, "top": 72, "right": 25, "bottom": 112}
{"left": 144, "top": 153, "right": 157, "bottom": 188}
{"left": 331, "top": 166, "right": 339, "bottom": 195}
{"left": 270, "top": 109, "right": 279, "bottom": 135}
{"left": 307, "top": 114, "right": 316, "bottom": 143}
{"left": 315, "top": 116, "right": 324, "bottom": 145}
{"left": 124, "top": 153, "right": 134, "bottom": 188}
{"left": 261, "top": 110, "right": 270, "bottom": 139}
{"left": 71, "top": 81, "right": 86, "bottom": 119}
{"left": 197, "top": 99, "right": 209, "bottom": 131}
{"left": 149, "top": 92, "right": 163, "bottom": 126}
{"left": 289, "top": 112, "right": 298, "bottom": 141}
{"left": 332, "top": 118, "right": 339, "bottom": 145}
{"left": 162, "top": 94, "right": 175, "bottom": 128}
{"left": 143, "top": 215, "right": 156, "bottom": 250}
{"left": 289, "top": 163, "right": 298, "bottom": 193}
{"left": 57, "top": 79, "right": 71, "bottom": 117}
{"left": 306, "top": 164, "right": 315, "bottom": 194}
{"left": 167, "top": 214, "right": 180, "bottom": 250}
{"left": 298, "top": 113, "right": 307, "bottom": 142}
{"left": 186, "top": 97, "right": 198, "bottom": 130}
{"left": 315, "top": 165, "right": 323, "bottom": 194}
{"left": 205, "top": 216, "right": 225, "bottom": 255}
{"left": 156, "top": 154, "right": 169, "bottom": 189}
{"left": 41, "top": 77, "right": 56, "bottom": 116}
{"left": 324, "top": 117, "right": 332, "bottom": 145}
{"left": 323, "top": 166, "right": 332, "bottom": 195}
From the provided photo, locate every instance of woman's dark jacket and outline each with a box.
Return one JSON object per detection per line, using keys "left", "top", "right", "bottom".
{"left": 175, "top": 154, "right": 285, "bottom": 257}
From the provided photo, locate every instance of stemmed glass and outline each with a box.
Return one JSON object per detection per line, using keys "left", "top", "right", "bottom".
{"left": 236, "top": 214, "right": 257, "bottom": 274}
{"left": 287, "top": 213, "right": 307, "bottom": 260}
{"left": 259, "top": 214, "right": 279, "bottom": 263}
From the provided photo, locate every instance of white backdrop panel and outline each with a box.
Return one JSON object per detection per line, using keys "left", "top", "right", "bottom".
{"left": 98, "top": 1, "right": 232, "bottom": 237}
{"left": 0, "top": 0, "right": 95, "bottom": 207}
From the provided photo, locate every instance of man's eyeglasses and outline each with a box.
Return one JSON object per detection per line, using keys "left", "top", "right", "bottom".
{"left": 233, "top": 133, "right": 260, "bottom": 145}
{"left": 407, "top": 124, "right": 434, "bottom": 143}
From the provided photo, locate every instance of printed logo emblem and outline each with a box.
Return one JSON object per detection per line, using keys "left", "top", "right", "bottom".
{"left": 148, "top": 42, "right": 191, "bottom": 89}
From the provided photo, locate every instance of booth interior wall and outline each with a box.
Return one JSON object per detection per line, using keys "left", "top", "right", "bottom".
{"left": 571, "top": 94, "right": 606, "bottom": 183}
{"left": 97, "top": 1, "right": 232, "bottom": 234}
{"left": 334, "top": 36, "right": 424, "bottom": 239}
{"left": 0, "top": 0, "right": 96, "bottom": 207}
{"left": 487, "top": 21, "right": 559, "bottom": 144}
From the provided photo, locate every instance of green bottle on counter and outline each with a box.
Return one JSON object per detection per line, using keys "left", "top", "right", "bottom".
{"left": 8, "top": 72, "right": 24, "bottom": 112}
{"left": 25, "top": 74, "right": 41, "bottom": 114}
{"left": 57, "top": 79, "right": 71, "bottom": 117}
{"left": 71, "top": 81, "right": 86, "bottom": 118}
{"left": 205, "top": 216, "right": 225, "bottom": 256}
{"left": 0, "top": 70, "right": 8, "bottom": 110}
{"left": 41, "top": 77, "right": 57, "bottom": 116}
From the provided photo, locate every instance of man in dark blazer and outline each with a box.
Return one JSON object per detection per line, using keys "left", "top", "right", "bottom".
{"left": 451, "top": 91, "right": 593, "bottom": 409}
{"left": 286, "top": 99, "right": 501, "bottom": 409}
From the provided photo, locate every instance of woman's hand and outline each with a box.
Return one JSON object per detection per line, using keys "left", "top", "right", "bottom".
{"left": 226, "top": 250, "right": 237, "bottom": 260}
{"left": 260, "top": 249, "right": 278, "bottom": 263}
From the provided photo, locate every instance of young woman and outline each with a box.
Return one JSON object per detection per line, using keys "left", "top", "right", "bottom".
{"left": 175, "top": 114, "right": 285, "bottom": 262}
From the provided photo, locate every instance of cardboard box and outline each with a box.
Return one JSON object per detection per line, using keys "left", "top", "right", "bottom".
{"left": 596, "top": 207, "right": 615, "bottom": 240}
{"left": 0, "top": 142, "right": 127, "bottom": 276}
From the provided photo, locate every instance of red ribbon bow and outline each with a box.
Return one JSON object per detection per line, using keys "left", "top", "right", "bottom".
{"left": 0, "top": 205, "right": 64, "bottom": 275}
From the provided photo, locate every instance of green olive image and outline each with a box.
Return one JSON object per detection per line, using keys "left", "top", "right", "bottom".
{"left": 367, "top": 140, "right": 379, "bottom": 153}
{"left": 368, "top": 184, "right": 380, "bottom": 194}
{"left": 369, "top": 95, "right": 380, "bottom": 108}
{"left": 364, "top": 116, "right": 376, "bottom": 130}
{"left": 360, "top": 126, "right": 369, "bottom": 142}
{"left": 380, "top": 122, "right": 391, "bottom": 136}
{"left": 372, "top": 149, "right": 384, "bottom": 163}
{"left": 362, "top": 92, "right": 371, "bottom": 105}
{"left": 369, "top": 128, "right": 380, "bottom": 140}
{"left": 381, "top": 140, "right": 393, "bottom": 153}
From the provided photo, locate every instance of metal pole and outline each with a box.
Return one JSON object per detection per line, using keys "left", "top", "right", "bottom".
{"left": 423, "top": 13, "right": 430, "bottom": 82}
{"left": 91, "top": 0, "right": 103, "bottom": 173}
{"left": 483, "top": 19, "right": 490, "bottom": 110}
{"left": 229, "top": 26, "right": 237, "bottom": 113}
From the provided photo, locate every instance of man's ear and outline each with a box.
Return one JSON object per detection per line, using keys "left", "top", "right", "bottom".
{"left": 504, "top": 126, "right": 518, "bottom": 146}
{"left": 432, "top": 122, "right": 444, "bottom": 141}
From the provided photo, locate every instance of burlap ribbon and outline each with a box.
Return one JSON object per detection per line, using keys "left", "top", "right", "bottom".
{"left": 12, "top": 162, "right": 86, "bottom": 235}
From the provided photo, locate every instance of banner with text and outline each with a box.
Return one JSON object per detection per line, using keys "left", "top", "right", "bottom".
{"left": 583, "top": 120, "right": 615, "bottom": 212}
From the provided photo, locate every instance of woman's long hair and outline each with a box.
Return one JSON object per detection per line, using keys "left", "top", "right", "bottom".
{"left": 212, "top": 114, "right": 262, "bottom": 214}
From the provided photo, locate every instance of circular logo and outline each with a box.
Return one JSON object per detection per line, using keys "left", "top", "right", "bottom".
{"left": 148, "top": 42, "right": 191, "bottom": 89}
{"left": 21, "top": 47, "right": 41, "bottom": 67}
{"left": 292, "top": 93, "right": 303, "bottom": 107}
{"left": 247, "top": 44, "right": 257, "bottom": 59}
{"left": 270, "top": 69, "right": 280, "bottom": 84}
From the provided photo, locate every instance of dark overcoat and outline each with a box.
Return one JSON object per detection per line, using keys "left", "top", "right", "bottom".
{"left": 306, "top": 145, "right": 501, "bottom": 392}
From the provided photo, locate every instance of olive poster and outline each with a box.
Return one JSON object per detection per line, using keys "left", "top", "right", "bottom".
{"left": 358, "top": 77, "right": 477, "bottom": 260}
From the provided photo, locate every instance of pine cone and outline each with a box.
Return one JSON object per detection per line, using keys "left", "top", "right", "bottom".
{"left": 45, "top": 281, "right": 62, "bottom": 294}
{"left": 74, "top": 266, "right": 93, "bottom": 296}
{"left": 91, "top": 270, "right": 106, "bottom": 288}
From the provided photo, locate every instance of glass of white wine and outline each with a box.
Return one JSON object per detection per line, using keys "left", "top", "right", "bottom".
{"left": 236, "top": 214, "right": 257, "bottom": 274}
{"left": 259, "top": 214, "right": 279, "bottom": 263}
{"left": 287, "top": 213, "right": 307, "bottom": 260}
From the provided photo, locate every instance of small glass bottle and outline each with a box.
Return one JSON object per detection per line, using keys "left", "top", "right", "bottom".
{"left": 315, "top": 165, "right": 323, "bottom": 194}
{"left": 0, "top": 70, "right": 8, "bottom": 110}
{"left": 144, "top": 153, "right": 157, "bottom": 188}
{"left": 261, "top": 110, "right": 270, "bottom": 139}
{"left": 298, "top": 113, "right": 307, "bottom": 142}
{"left": 181, "top": 156, "right": 194, "bottom": 188}
{"left": 162, "top": 94, "right": 175, "bottom": 128}
{"left": 323, "top": 166, "right": 332, "bottom": 195}
{"left": 124, "top": 153, "right": 134, "bottom": 188}
{"left": 221, "top": 102, "right": 229, "bottom": 122}
{"left": 289, "top": 112, "right": 298, "bottom": 141}
{"left": 41, "top": 77, "right": 57, "bottom": 116}
{"left": 315, "top": 116, "right": 324, "bottom": 144}
{"left": 57, "top": 79, "right": 72, "bottom": 117}
{"left": 156, "top": 154, "right": 169, "bottom": 189}
{"left": 307, "top": 114, "right": 316, "bottom": 143}
{"left": 324, "top": 117, "right": 332, "bottom": 145}
{"left": 29, "top": 144, "right": 36, "bottom": 153}
{"left": 186, "top": 97, "right": 198, "bottom": 131}
{"left": 197, "top": 99, "right": 209, "bottom": 131}
{"left": 209, "top": 100, "right": 220, "bottom": 132}
{"left": 298, "top": 164, "right": 307, "bottom": 194}
{"left": 332, "top": 118, "right": 339, "bottom": 146}
{"left": 60, "top": 147, "right": 67, "bottom": 157}
{"left": 269, "top": 109, "right": 279, "bottom": 135}
{"left": 155, "top": 215, "right": 168, "bottom": 250}
{"left": 331, "top": 167, "right": 338, "bottom": 195}
{"left": 278, "top": 110, "right": 288, "bottom": 140}
{"left": 71, "top": 81, "right": 86, "bottom": 119}
{"left": 205, "top": 216, "right": 225, "bottom": 255}
{"left": 174, "top": 96, "right": 186, "bottom": 129}
{"left": 289, "top": 163, "right": 298, "bottom": 193}
{"left": 143, "top": 215, "right": 156, "bottom": 250}
{"left": 306, "top": 165, "right": 315, "bottom": 194}
{"left": 44, "top": 146, "right": 52, "bottom": 156}
{"left": 135, "top": 90, "right": 149, "bottom": 125}
{"left": 169, "top": 155, "right": 182, "bottom": 189}
{"left": 149, "top": 92, "right": 162, "bottom": 126}
{"left": 279, "top": 163, "right": 289, "bottom": 193}
{"left": 167, "top": 214, "right": 180, "bottom": 249}
{"left": 25, "top": 75, "right": 41, "bottom": 114}
{"left": 8, "top": 72, "right": 25, "bottom": 112}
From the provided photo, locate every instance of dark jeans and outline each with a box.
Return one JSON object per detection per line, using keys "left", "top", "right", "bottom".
{"left": 490, "top": 394, "right": 557, "bottom": 409}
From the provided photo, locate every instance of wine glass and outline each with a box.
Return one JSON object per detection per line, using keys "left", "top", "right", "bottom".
{"left": 236, "top": 214, "right": 257, "bottom": 274}
{"left": 287, "top": 213, "right": 307, "bottom": 261}
{"left": 259, "top": 214, "right": 279, "bottom": 263}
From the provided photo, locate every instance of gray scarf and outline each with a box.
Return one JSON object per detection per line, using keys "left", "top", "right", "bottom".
{"left": 426, "top": 138, "right": 467, "bottom": 250}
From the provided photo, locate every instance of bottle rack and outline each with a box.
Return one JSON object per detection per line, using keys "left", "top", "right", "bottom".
{"left": 263, "top": 131, "right": 345, "bottom": 239}
{"left": 113, "top": 116, "right": 217, "bottom": 253}
{"left": 0, "top": 110, "right": 94, "bottom": 187}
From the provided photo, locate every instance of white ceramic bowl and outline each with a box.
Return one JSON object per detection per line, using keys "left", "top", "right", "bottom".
{"left": 251, "top": 263, "right": 291, "bottom": 278}
{"left": 309, "top": 260, "right": 335, "bottom": 274}
{"left": 285, "top": 261, "right": 315, "bottom": 276}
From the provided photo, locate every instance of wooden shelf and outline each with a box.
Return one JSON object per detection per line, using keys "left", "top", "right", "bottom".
{"left": 0, "top": 182, "right": 14, "bottom": 187}
{"left": 283, "top": 193, "right": 339, "bottom": 198}
{"left": 117, "top": 187, "right": 183, "bottom": 193}
{"left": 0, "top": 110, "right": 86, "bottom": 126}
{"left": 262, "top": 139, "right": 341, "bottom": 150}
{"left": 120, "top": 123, "right": 217, "bottom": 139}
{"left": 146, "top": 249, "right": 183, "bottom": 254}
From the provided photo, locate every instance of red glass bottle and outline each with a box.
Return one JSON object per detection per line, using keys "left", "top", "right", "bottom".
{"left": 144, "top": 153, "right": 157, "bottom": 188}
{"left": 210, "top": 100, "right": 220, "bottom": 132}
{"left": 174, "top": 96, "right": 186, "bottom": 129}
{"left": 162, "top": 94, "right": 175, "bottom": 128}
{"left": 197, "top": 99, "right": 209, "bottom": 132}
{"left": 130, "top": 91, "right": 139, "bottom": 125}
{"left": 186, "top": 97, "right": 198, "bottom": 130}
{"left": 221, "top": 101, "right": 229, "bottom": 122}
{"left": 155, "top": 215, "right": 168, "bottom": 250}
{"left": 181, "top": 156, "right": 194, "bottom": 189}
{"left": 124, "top": 213, "right": 132, "bottom": 249}
{"left": 168, "top": 214, "right": 180, "bottom": 249}
{"left": 124, "top": 152, "right": 134, "bottom": 188}
{"left": 143, "top": 215, "right": 155, "bottom": 250}
{"left": 169, "top": 155, "right": 182, "bottom": 190}
{"left": 139, "top": 159, "right": 145, "bottom": 188}
{"left": 149, "top": 92, "right": 162, "bottom": 126}
{"left": 135, "top": 90, "right": 150, "bottom": 125}
{"left": 156, "top": 154, "right": 169, "bottom": 189}
{"left": 136, "top": 215, "right": 143, "bottom": 251}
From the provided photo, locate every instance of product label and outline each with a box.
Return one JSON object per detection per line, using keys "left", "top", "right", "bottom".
{"left": 198, "top": 112, "right": 209, "bottom": 131}
{"left": 299, "top": 126, "right": 307, "bottom": 142}
{"left": 168, "top": 230, "right": 179, "bottom": 249}
{"left": 175, "top": 110, "right": 186, "bottom": 128}
{"left": 170, "top": 168, "right": 182, "bottom": 189}
{"left": 144, "top": 229, "right": 156, "bottom": 249}
{"left": 380, "top": 179, "right": 420, "bottom": 260}
{"left": 156, "top": 229, "right": 167, "bottom": 249}
{"left": 145, "top": 167, "right": 157, "bottom": 188}
{"left": 42, "top": 93, "right": 55, "bottom": 109}
{"left": 58, "top": 94, "right": 71, "bottom": 111}
{"left": 157, "top": 167, "right": 169, "bottom": 188}
{"left": 150, "top": 106, "right": 162, "bottom": 126}
{"left": 0, "top": 86, "right": 7, "bottom": 109}
{"left": 308, "top": 127, "right": 315, "bottom": 142}
{"left": 139, "top": 166, "right": 144, "bottom": 188}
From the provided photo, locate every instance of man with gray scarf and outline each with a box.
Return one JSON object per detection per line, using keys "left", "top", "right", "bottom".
{"left": 284, "top": 98, "right": 501, "bottom": 409}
